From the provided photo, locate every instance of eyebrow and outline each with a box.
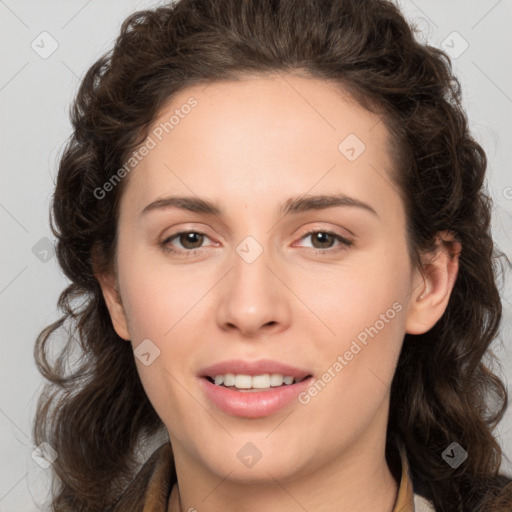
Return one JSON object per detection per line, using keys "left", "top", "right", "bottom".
{"left": 140, "top": 193, "right": 379, "bottom": 218}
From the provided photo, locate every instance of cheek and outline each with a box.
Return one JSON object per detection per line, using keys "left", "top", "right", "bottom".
{"left": 313, "top": 243, "right": 409, "bottom": 339}
{"left": 115, "top": 247, "right": 213, "bottom": 395}
{"left": 116, "top": 255, "right": 200, "bottom": 424}
{"left": 299, "top": 279, "right": 407, "bottom": 443}
{"left": 116, "top": 246, "right": 204, "bottom": 341}
{"left": 304, "top": 242, "right": 410, "bottom": 393}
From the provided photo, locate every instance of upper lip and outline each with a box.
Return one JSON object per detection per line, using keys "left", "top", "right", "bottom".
{"left": 199, "top": 359, "right": 312, "bottom": 380}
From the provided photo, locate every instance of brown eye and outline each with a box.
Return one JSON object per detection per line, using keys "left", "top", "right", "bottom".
{"left": 176, "top": 232, "right": 205, "bottom": 250}
{"left": 161, "top": 231, "right": 212, "bottom": 254}
{"left": 309, "top": 232, "right": 337, "bottom": 249}
{"left": 298, "top": 230, "right": 353, "bottom": 253}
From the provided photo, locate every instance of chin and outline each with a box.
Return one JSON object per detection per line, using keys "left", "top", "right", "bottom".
{"left": 200, "top": 443, "right": 310, "bottom": 484}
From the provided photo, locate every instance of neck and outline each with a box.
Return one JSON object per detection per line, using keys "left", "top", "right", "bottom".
{"left": 167, "top": 428, "right": 399, "bottom": 512}
{"left": 169, "top": 465, "right": 398, "bottom": 512}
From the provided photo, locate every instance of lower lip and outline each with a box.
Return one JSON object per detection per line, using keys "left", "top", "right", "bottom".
{"left": 199, "top": 376, "right": 314, "bottom": 418}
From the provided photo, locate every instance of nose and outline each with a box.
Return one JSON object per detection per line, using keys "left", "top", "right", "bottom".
{"left": 215, "top": 244, "right": 292, "bottom": 338}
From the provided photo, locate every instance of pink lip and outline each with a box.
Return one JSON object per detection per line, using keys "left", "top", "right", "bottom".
{"left": 198, "top": 375, "right": 314, "bottom": 418}
{"left": 199, "top": 359, "right": 312, "bottom": 380}
{"left": 197, "top": 359, "right": 314, "bottom": 418}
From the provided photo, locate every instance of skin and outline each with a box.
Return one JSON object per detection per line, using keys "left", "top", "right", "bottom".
{"left": 96, "top": 72, "right": 460, "bottom": 512}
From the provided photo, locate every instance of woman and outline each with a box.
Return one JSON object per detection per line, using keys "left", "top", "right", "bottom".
{"left": 33, "top": 0, "right": 512, "bottom": 510}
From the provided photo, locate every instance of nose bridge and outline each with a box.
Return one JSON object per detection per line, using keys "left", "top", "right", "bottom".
{"left": 235, "top": 235, "right": 272, "bottom": 293}
{"left": 215, "top": 231, "right": 290, "bottom": 334}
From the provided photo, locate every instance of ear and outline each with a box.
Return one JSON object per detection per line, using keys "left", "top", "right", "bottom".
{"left": 405, "top": 231, "right": 461, "bottom": 335}
{"left": 95, "top": 271, "right": 131, "bottom": 340}
{"left": 92, "top": 246, "right": 131, "bottom": 341}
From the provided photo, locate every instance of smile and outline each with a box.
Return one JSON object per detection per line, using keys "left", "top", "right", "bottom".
{"left": 198, "top": 359, "right": 314, "bottom": 417}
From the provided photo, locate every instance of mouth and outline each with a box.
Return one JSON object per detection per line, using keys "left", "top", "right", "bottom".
{"left": 204, "top": 373, "right": 312, "bottom": 392}
{"left": 198, "top": 359, "right": 314, "bottom": 417}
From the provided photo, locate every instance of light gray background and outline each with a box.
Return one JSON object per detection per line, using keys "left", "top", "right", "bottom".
{"left": 1, "top": 0, "right": 511, "bottom": 510}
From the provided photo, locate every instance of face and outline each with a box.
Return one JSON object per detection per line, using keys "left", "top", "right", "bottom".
{"left": 98, "top": 73, "right": 451, "bottom": 485}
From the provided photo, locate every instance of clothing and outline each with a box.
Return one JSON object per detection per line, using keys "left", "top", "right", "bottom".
{"left": 110, "top": 438, "right": 435, "bottom": 511}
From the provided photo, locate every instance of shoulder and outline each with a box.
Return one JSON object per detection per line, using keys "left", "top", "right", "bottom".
{"left": 413, "top": 473, "right": 512, "bottom": 512}
{"left": 109, "top": 442, "right": 176, "bottom": 512}
{"left": 413, "top": 492, "right": 436, "bottom": 512}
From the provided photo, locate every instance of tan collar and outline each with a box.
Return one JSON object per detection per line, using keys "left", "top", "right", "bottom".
{"left": 392, "top": 438, "right": 416, "bottom": 512}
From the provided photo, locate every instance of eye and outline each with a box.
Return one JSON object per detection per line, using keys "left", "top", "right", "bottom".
{"left": 160, "top": 231, "right": 214, "bottom": 255}
{"left": 160, "top": 229, "right": 353, "bottom": 257}
{"left": 296, "top": 230, "right": 353, "bottom": 254}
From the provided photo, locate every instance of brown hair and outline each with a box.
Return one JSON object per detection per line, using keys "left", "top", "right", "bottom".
{"left": 33, "top": 0, "right": 512, "bottom": 510}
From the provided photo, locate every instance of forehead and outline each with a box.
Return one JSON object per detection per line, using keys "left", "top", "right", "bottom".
{"left": 120, "top": 73, "right": 401, "bottom": 223}
{"left": 157, "top": 73, "right": 387, "bottom": 155}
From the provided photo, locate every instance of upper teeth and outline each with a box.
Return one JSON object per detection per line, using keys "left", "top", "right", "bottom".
{"left": 214, "top": 373, "right": 296, "bottom": 388}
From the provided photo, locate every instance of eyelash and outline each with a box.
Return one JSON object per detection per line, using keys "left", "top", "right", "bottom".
{"left": 160, "top": 229, "right": 353, "bottom": 257}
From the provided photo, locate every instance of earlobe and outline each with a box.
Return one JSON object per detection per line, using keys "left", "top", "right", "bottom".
{"left": 95, "top": 271, "right": 131, "bottom": 341}
{"left": 405, "top": 232, "right": 461, "bottom": 335}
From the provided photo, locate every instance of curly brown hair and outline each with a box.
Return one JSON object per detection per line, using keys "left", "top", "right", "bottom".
{"left": 33, "top": 0, "right": 512, "bottom": 510}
